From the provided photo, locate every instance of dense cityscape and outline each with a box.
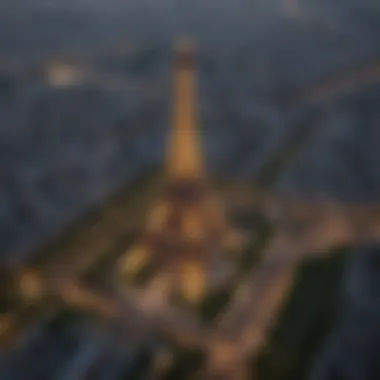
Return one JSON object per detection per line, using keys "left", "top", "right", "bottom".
{"left": 1, "top": 0, "right": 380, "bottom": 379}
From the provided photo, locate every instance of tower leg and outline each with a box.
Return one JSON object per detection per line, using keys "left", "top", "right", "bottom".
{"left": 178, "top": 260, "right": 206, "bottom": 304}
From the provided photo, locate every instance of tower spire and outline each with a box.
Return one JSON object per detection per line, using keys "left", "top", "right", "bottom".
{"left": 166, "top": 38, "right": 204, "bottom": 180}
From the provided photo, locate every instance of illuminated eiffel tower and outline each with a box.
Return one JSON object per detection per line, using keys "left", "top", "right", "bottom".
{"left": 119, "top": 39, "right": 233, "bottom": 303}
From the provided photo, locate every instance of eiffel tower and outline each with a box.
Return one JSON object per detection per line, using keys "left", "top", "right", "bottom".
{"left": 119, "top": 39, "right": 233, "bottom": 303}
